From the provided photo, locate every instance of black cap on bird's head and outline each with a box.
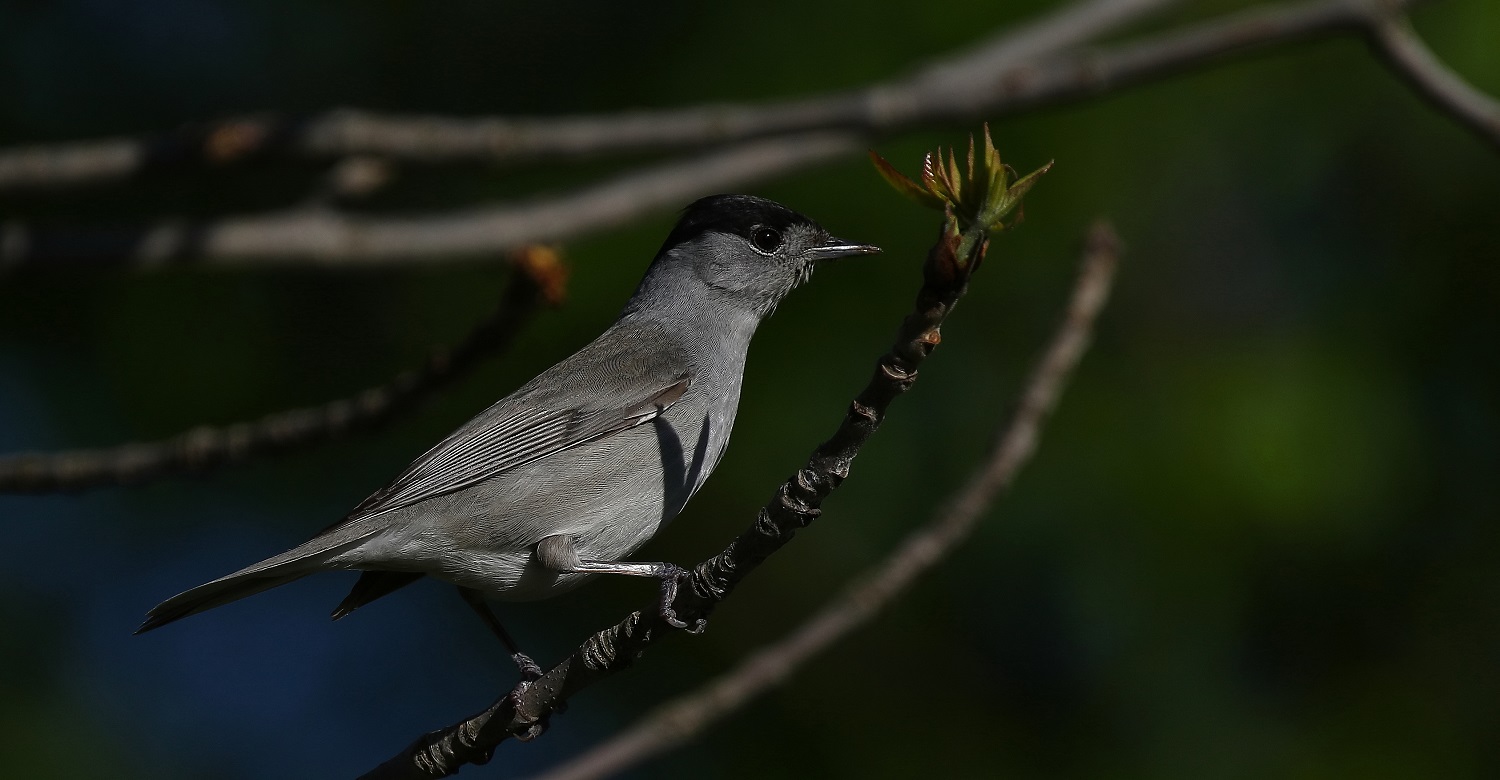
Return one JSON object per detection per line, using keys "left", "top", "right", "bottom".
{"left": 630, "top": 195, "right": 876, "bottom": 319}
{"left": 642, "top": 194, "right": 882, "bottom": 317}
{"left": 659, "top": 194, "right": 880, "bottom": 261}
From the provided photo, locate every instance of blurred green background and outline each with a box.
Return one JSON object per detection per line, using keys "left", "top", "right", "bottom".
{"left": 2, "top": 1, "right": 1498, "bottom": 778}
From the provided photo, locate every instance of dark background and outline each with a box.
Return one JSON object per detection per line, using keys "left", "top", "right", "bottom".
{"left": 2, "top": 1, "right": 1498, "bottom": 777}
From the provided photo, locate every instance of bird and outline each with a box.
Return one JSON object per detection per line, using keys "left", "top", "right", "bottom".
{"left": 136, "top": 194, "right": 881, "bottom": 675}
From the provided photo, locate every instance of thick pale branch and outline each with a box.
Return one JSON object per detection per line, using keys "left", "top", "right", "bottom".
{"left": 0, "top": 249, "right": 564, "bottom": 493}
{"left": 524, "top": 221, "right": 1121, "bottom": 780}
{"left": 0, "top": 133, "right": 860, "bottom": 270}
{"left": 1366, "top": 12, "right": 1500, "bottom": 151}
{"left": 0, "top": 0, "right": 1419, "bottom": 270}
{"left": 0, "top": 0, "right": 1175, "bottom": 191}
{"left": 358, "top": 181, "right": 1009, "bottom": 780}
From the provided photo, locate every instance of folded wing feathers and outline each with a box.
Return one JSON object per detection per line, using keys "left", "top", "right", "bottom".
{"left": 345, "top": 376, "right": 690, "bottom": 523}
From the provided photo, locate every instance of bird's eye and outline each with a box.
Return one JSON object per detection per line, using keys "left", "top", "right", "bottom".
{"left": 750, "top": 226, "right": 783, "bottom": 254}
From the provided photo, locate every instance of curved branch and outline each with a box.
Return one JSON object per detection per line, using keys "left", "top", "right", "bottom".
{"left": 358, "top": 169, "right": 1020, "bottom": 780}
{"left": 0, "top": 133, "right": 862, "bottom": 270}
{"left": 1, "top": 0, "right": 1419, "bottom": 271}
{"left": 0, "top": 248, "right": 565, "bottom": 493}
{"left": 524, "top": 222, "right": 1120, "bottom": 780}
{"left": 1366, "top": 12, "right": 1500, "bottom": 152}
{"left": 0, "top": 0, "right": 1176, "bottom": 192}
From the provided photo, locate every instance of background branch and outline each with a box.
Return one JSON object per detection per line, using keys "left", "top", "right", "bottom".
{"left": 0, "top": 0, "right": 1176, "bottom": 192}
{"left": 0, "top": 248, "right": 564, "bottom": 493}
{"left": 1366, "top": 11, "right": 1500, "bottom": 151}
{"left": 0, "top": 0, "right": 1421, "bottom": 270}
{"left": 0, "top": 133, "right": 860, "bottom": 270}
{"left": 523, "top": 221, "right": 1120, "bottom": 780}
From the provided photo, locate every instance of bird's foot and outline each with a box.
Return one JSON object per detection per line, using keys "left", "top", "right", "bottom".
{"left": 503, "top": 680, "right": 550, "bottom": 742}
{"left": 512, "top": 652, "right": 543, "bottom": 682}
{"left": 654, "top": 563, "right": 707, "bottom": 634}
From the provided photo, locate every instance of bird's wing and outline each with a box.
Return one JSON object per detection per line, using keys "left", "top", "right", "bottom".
{"left": 343, "top": 372, "right": 691, "bottom": 523}
{"left": 138, "top": 370, "right": 690, "bottom": 633}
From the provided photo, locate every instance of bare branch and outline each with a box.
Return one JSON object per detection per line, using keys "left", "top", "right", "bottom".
{"left": 0, "top": 248, "right": 566, "bottom": 493}
{"left": 356, "top": 162, "right": 1037, "bottom": 779}
{"left": 523, "top": 222, "right": 1121, "bottom": 780}
{"left": 1366, "top": 11, "right": 1500, "bottom": 152}
{"left": 0, "top": 0, "right": 1177, "bottom": 192}
{"left": 0, "top": 0, "right": 1421, "bottom": 271}
{"left": 0, "top": 133, "right": 861, "bottom": 271}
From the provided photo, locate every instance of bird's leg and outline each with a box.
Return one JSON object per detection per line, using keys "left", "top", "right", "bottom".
{"left": 536, "top": 534, "right": 707, "bottom": 633}
{"left": 457, "top": 588, "right": 553, "bottom": 740}
{"left": 571, "top": 560, "right": 707, "bottom": 633}
{"left": 457, "top": 587, "right": 543, "bottom": 681}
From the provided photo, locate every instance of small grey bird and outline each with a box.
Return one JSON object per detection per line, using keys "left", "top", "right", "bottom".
{"left": 138, "top": 194, "right": 879, "bottom": 672}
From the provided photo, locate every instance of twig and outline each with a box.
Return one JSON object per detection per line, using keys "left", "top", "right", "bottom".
{"left": 1365, "top": 10, "right": 1500, "bottom": 152}
{"left": 0, "top": 248, "right": 566, "bottom": 493}
{"left": 357, "top": 159, "right": 1027, "bottom": 780}
{"left": 0, "top": 0, "right": 1176, "bottom": 191}
{"left": 0, "top": 0, "right": 1421, "bottom": 270}
{"left": 523, "top": 222, "right": 1120, "bottom": 780}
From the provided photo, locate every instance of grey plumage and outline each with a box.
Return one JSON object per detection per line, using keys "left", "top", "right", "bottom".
{"left": 138, "top": 194, "right": 879, "bottom": 636}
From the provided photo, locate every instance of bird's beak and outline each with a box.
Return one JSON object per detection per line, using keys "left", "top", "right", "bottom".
{"left": 806, "top": 237, "right": 882, "bottom": 262}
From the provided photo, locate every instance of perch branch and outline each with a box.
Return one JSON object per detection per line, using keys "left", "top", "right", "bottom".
{"left": 1365, "top": 10, "right": 1500, "bottom": 151}
{"left": 0, "top": 248, "right": 565, "bottom": 493}
{"left": 524, "top": 221, "right": 1120, "bottom": 780}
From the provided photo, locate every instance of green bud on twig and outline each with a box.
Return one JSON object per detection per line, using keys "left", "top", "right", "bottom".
{"left": 869, "top": 123, "right": 1052, "bottom": 234}
{"left": 871, "top": 125, "right": 1051, "bottom": 279}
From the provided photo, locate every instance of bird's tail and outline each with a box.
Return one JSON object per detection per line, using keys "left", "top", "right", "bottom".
{"left": 135, "top": 570, "right": 309, "bottom": 633}
{"left": 136, "top": 520, "right": 388, "bottom": 634}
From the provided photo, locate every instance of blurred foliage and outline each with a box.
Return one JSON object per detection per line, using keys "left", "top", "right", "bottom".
{"left": 2, "top": 1, "right": 1498, "bottom": 778}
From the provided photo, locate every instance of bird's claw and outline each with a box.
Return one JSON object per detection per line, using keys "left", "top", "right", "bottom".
{"left": 512, "top": 652, "right": 543, "bottom": 682}
{"left": 662, "top": 608, "right": 707, "bottom": 634}
{"left": 503, "top": 680, "right": 550, "bottom": 742}
{"left": 656, "top": 564, "right": 708, "bottom": 634}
